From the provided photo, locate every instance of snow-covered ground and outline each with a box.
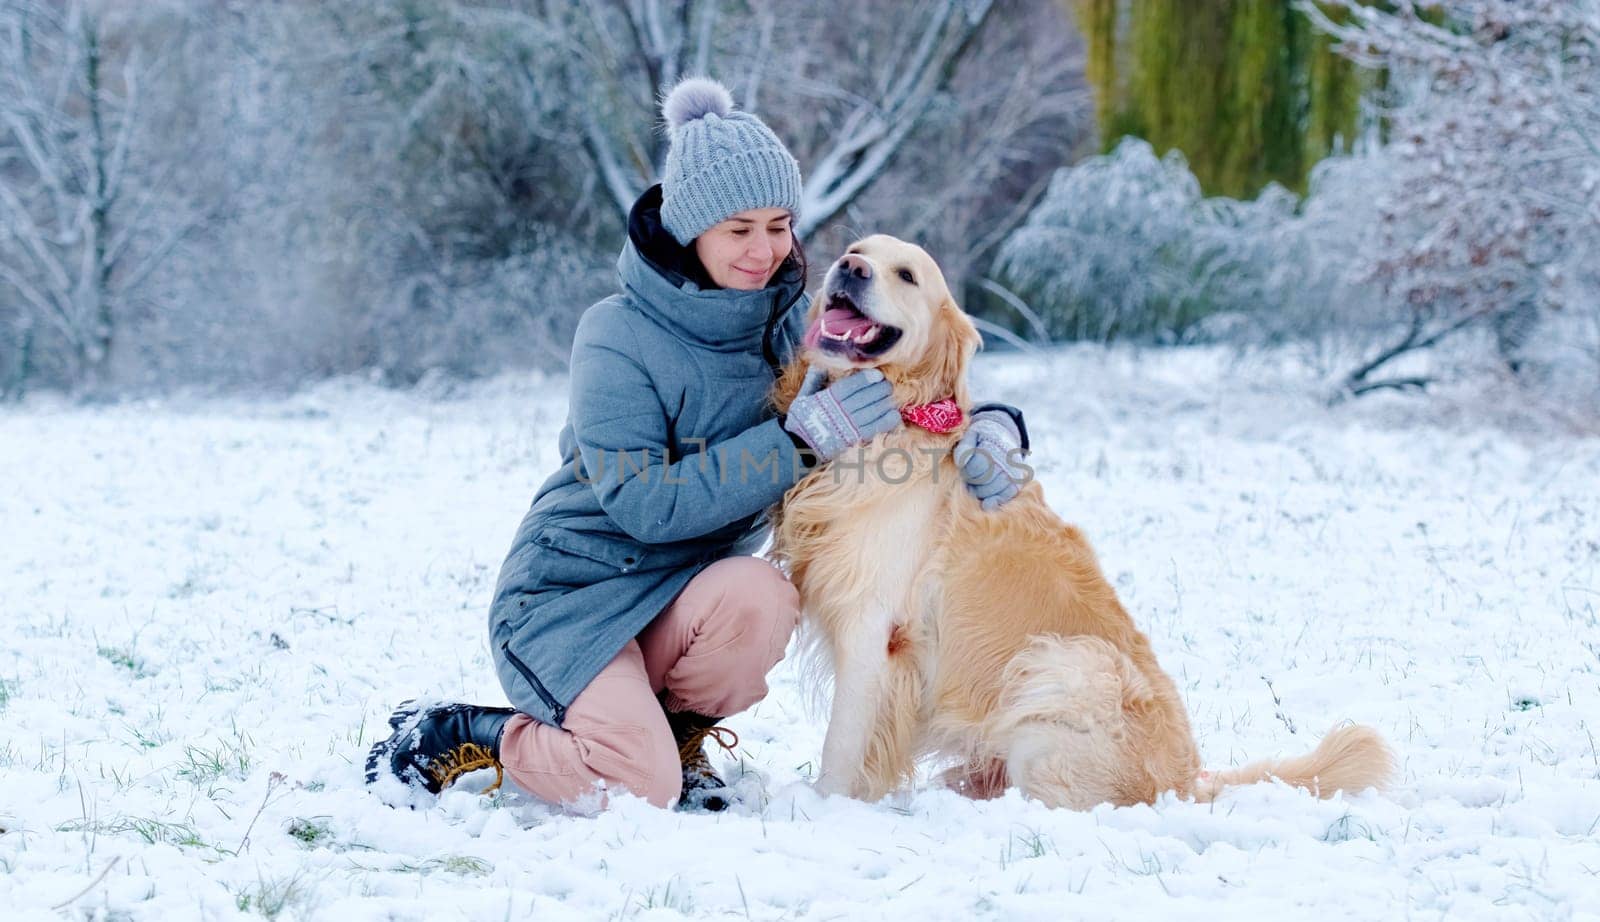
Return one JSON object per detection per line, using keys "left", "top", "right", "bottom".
{"left": 3, "top": 347, "right": 1598, "bottom": 921}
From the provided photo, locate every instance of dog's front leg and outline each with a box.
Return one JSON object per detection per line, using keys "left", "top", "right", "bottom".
{"left": 815, "top": 616, "right": 893, "bottom": 798}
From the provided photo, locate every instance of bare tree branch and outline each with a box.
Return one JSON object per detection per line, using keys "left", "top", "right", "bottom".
{"left": 797, "top": 0, "right": 997, "bottom": 239}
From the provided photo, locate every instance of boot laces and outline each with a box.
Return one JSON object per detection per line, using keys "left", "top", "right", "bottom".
{"left": 679, "top": 725, "right": 739, "bottom": 764}
{"left": 425, "top": 742, "right": 504, "bottom": 794}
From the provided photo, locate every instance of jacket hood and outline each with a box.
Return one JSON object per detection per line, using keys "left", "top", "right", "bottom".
{"left": 619, "top": 185, "right": 805, "bottom": 352}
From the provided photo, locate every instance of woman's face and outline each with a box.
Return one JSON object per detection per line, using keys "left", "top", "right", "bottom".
{"left": 692, "top": 207, "right": 795, "bottom": 290}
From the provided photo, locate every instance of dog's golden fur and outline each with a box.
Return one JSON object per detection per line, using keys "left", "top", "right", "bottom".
{"left": 769, "top": 235, "right": 1394, "bottom": 808}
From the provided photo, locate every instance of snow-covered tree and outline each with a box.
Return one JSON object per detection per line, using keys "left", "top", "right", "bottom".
{"left": 0, "top": 0, "right": 203, "bottom": 393}
{"left": 4, "top": 0, "right": 1090, "bottom": 394}
{"left": 1305, "top": 0, "right": 1600, "bottom": 396}
{"left": 257, "top": 0, "right": 1087, "bottom": 382}
{"left": 457, "top": 0, "right": 1087, "bottom": 275}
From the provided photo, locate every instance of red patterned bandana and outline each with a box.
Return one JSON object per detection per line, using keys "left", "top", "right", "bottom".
{"left": 899, "top": 398, "right": 964, "bottom": 434}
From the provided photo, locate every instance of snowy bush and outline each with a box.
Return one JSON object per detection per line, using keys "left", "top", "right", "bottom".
{"left": 993, "top": 138, "right": 1380, "bottom": 346}
{"left": 996, "top": 139, "right": 1249, "bottom": 342}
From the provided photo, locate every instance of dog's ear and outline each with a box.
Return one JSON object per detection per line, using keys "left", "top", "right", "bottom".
{"left": 903, "top": 295, "right": 980, "bottom": 408}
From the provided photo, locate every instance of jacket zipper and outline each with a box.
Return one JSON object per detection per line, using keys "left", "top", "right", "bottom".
{"left": 500, "top": 641, "right": 567, "bottom": 724}
{"left": 761, "top": 288, "right": 788, "bottom": 379}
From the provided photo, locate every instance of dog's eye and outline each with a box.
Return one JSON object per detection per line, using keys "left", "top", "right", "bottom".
{"left": 897, "top": 268, "right": 916, "bottom": 285}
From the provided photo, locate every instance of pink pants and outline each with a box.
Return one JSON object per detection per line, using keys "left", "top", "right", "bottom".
{"left": 498, "top": 556, "right": 799, "bottom": 809}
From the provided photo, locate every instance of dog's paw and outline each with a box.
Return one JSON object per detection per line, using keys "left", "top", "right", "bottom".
{"left": 812, "top": 773, "right": 853, "bottom": 798}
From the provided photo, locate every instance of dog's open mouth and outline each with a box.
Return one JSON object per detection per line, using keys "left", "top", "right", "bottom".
{"left": 803, "top": 293, "right": 903, "bottom": 360}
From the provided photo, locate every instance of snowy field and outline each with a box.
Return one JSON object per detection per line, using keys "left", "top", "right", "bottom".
{"left": 3, "top": 347, "right": 1599, "bottom": 921}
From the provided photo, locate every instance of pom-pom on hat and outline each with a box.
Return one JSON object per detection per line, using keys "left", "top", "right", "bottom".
{"left": 658, "top": 76, "right": 802, "bottom": 245}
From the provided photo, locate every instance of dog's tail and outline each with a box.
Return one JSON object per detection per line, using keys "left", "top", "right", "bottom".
{"left": 1191, "top": 723, "right": 1395, "bottom": 803}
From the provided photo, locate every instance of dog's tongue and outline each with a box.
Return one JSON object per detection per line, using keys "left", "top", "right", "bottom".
{"left": 803, "top": 305, "right": 880, "bottom": 348}
{"left": 823, "top": 307, "right": 877, "bottom": 337}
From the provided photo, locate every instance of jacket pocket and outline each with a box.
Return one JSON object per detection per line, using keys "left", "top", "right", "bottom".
{"left": 535, "top": 525, "right": 647, "bottom": 573}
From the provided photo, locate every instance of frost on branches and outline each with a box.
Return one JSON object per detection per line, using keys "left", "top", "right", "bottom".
{"left": 1307, "top": 0, "right": 1599, "bottom": 399}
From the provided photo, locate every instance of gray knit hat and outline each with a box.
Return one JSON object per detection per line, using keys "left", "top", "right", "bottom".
{"left": 659, "top": 77, "right": 803, "bottom": 245}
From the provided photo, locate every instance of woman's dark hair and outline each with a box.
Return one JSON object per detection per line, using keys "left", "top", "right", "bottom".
{"left": 776, "top": 229, "right": 808, "bottom": 299}
{"left": 761, "top": 229, "right": 808, "bottom": 377}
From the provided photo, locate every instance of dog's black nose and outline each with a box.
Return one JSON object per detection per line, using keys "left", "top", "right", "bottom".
{"left": 839, "top": 253, "right": 872, "bottom": 281}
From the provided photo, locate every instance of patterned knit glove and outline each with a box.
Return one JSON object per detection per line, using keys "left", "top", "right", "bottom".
{"left": 953, "top": 407, "right": 1031, "bottom": 510}
{"left": 783, "top": 366, "right": 900, "bottom": 461}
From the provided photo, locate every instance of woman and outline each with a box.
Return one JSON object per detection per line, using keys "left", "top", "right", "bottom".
{"left": 366, "top": 78, "right": 1031, "bottom": 812}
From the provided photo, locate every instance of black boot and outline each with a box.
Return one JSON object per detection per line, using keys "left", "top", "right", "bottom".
{"left": 365, "top": 700, "right": 514, "bottom": 797}
{"left": 662, "top": 703, "right": 738, "bottom": 812}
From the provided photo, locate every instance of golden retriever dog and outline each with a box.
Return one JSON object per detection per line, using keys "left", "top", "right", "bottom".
{"left": 767, "top": 235, "right": 1395, "bottom": 808}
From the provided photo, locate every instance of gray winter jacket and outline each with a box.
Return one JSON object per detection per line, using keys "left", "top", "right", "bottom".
{"left": 488, "top": 199, "right": 812, "bottom": 727}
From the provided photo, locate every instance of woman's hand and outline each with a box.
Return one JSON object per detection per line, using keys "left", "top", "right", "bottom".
{"left": 954, "top": 406, "right": 1030, "bottom": 510}
{"left": 782, "top": 366, "right": 900, "bottom": 461}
